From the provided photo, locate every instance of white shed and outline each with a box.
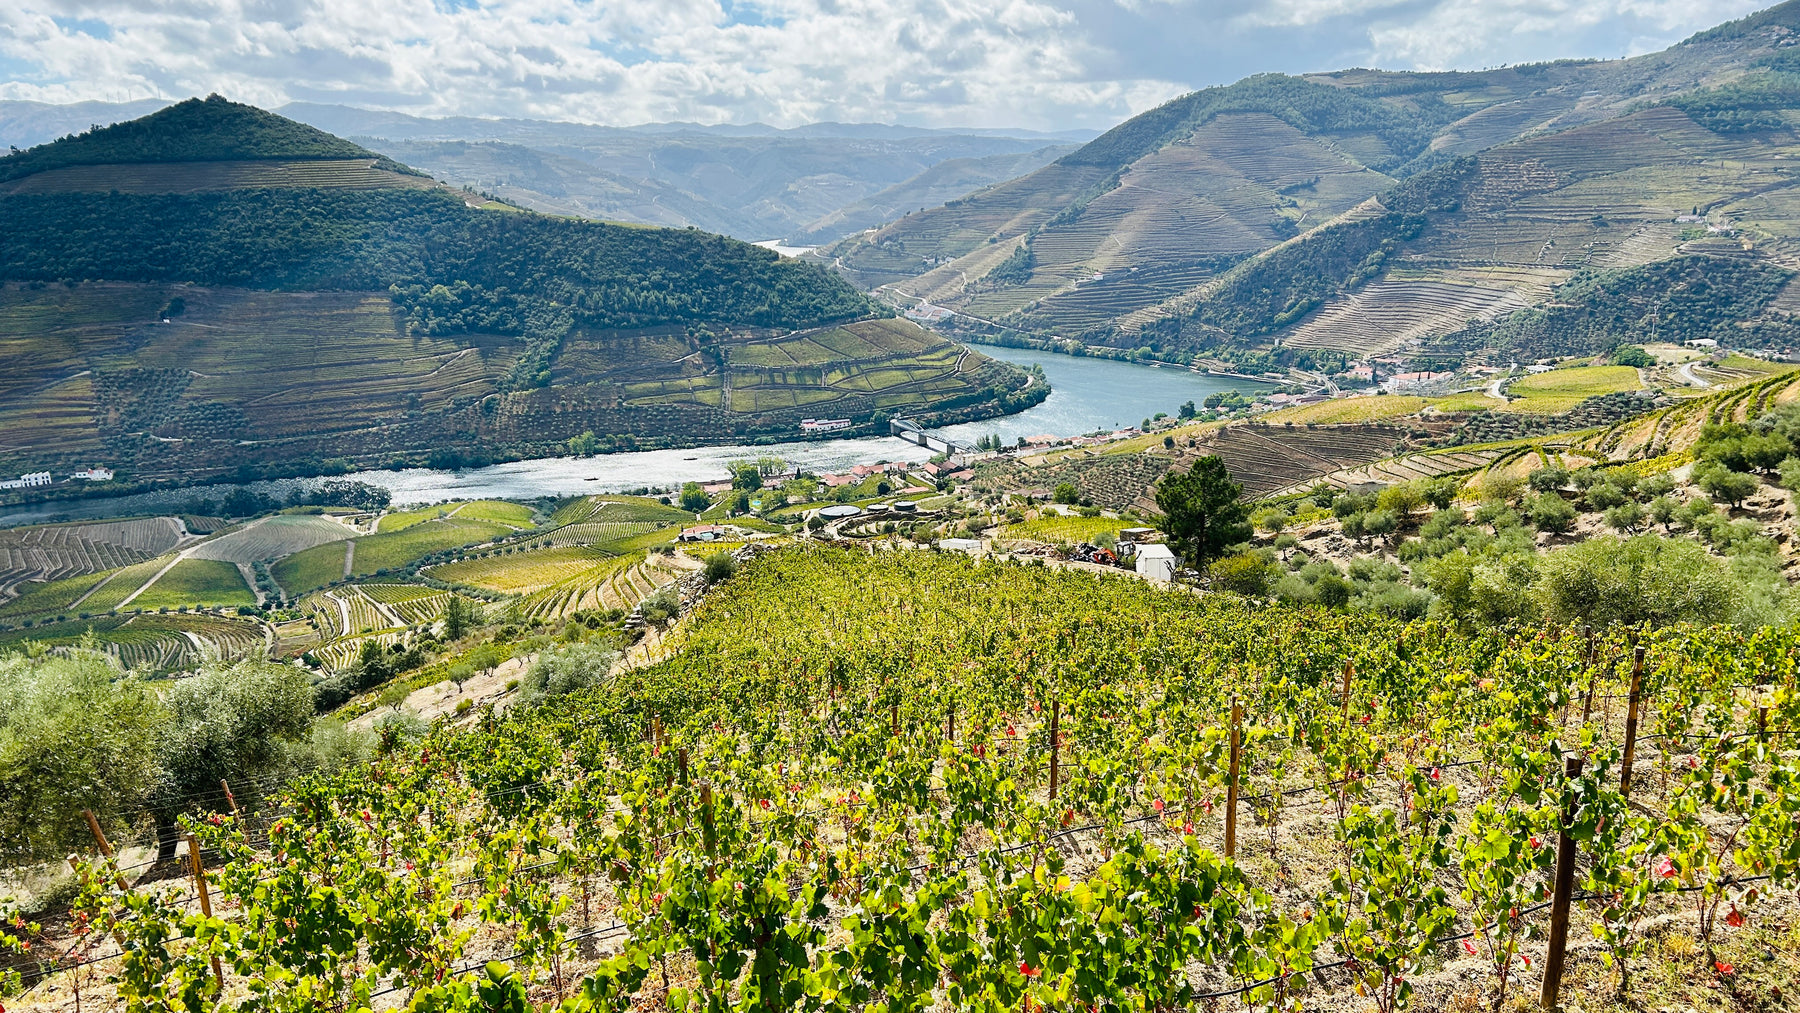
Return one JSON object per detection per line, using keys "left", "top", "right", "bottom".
{"left": 1135, "top": 543, "right": 1177, "bottom": 582}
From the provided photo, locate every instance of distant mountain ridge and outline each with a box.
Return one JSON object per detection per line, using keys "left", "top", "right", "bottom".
{"left": 0, "top": 98, "right": 1039, "bottom": 486}
{"left": 0, "top": 98, "right": 1096, "bottom": 245}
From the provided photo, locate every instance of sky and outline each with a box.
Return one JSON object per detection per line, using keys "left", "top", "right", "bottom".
{"left": 0, "top": 0, "right": 1777, "bottom": 131}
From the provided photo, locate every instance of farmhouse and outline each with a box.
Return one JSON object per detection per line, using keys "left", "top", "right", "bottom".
{"left": 71, "top": 467, "right": 114, "bottom": 481}
{"left": 0, "top": 472, "right": 53, "bottom": 490}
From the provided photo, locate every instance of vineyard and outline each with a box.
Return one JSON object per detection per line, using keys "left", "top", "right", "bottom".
{"left": 42, "top": 545, "right": 1800, "bottom": 1013}
{"left": 426, "top": 546, "right": 617, "bottom": 594}
{"left": 0, "top": 610, "right": 265, "bottom": 670}
{"left": 188, "top": 514, "right": 356, "bottom": 564}
{"left": 0, "top": 517, "right": 187, "bottom": 600}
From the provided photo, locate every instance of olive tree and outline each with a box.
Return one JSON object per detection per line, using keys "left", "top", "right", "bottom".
{"left": 0, "top": 649, "right": 164, "bottom": 866}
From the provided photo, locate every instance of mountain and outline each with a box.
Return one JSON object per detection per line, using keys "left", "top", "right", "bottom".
{"left": 0, "top": 97, "right": 1040, "bottom": 486}
{"left": 786, "top": 145, "right": 1077, "bottom": 246}
{"left": 825, "top": 2, "right": 1800, "bottom": 371}
{"left": 0, "top": 100, "right": 1096, "bottom": 245}
{"left": 0, "top": 98, "right": 172, "bottom": 153}
{"left": 271, "top": 103, "right": 1091, "bottom": 243}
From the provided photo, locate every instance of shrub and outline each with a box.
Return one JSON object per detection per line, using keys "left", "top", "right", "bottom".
{"left": 1604, "top": 500, "right": 1645, "bottom": 533}
{"left": 519, "top": 641, "right": 617, "bottom": 704}
{"left": 1315, "top": 573, "right": 1354, "bottom": 607}
{"left": 1529, "top": 493, "right": 1576, "bottom": 533}
{"left": 1528, "top": 465, "right": 1569, "bottom": 493}
{"left": 1696, "top": 463, "right": 1759, "bottom": 507}
{"left": 1534, "top": 534, "right": 1737, "bottom": 628}
{"left": 1212, "top": 552, "right": 1278, "bottom": 596}
{"left": 704, "top": 552, "right": 737, "bottom": 585}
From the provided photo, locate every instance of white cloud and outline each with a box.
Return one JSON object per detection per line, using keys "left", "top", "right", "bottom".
{"left": 0, "top": 0, "right": 1186, "bottom": 130}
{"left": 0, "top": 0, "right": 1777, "bottom": 129}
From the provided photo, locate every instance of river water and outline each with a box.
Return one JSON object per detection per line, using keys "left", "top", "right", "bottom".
{"left": 1, "top": 345, "right": 1271, "bottom": 521}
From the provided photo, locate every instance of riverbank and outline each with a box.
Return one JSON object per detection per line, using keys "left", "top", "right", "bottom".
{"left": 0, "top": 342, "right": 1271, "bottom": 525}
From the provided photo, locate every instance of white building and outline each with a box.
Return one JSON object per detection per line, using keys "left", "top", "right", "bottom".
{"left": 0, "top": 472, "right": 53, "bottom": 490}
{"left": 1135, "top": 544, "right": 1177, "bottom": 582}
{"left": 71, "top": 467, "right": 114, "bottom": 481}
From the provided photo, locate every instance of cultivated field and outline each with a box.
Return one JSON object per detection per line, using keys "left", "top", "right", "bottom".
{"left": 0, "top": 610, "right": 266, "bottom": 671}
{"left": 0, "top": 159, "right": 439, "bottom": 196}
{"left": 998, "top": 514, "right": 1132, "bottom": 545}
{"left": 0, "top": 516, "right": 187, "bottom": 598}
{"left": 425, "top": 545, "right": 614, "bottom": 594}
{"left": 1502, "top": 365, "right": 1643, "bottom": 413}
{"left": 188, "top": 513, "right": 355, "bottom": 563}
{"left": 129, "top": 558, "right": 256, "bottom": 609}
{"left": 272, "top": 516, "right": 511, "bottom": 594}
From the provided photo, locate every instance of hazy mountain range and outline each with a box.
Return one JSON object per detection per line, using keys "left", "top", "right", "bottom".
{"left": 0, "top": 98, "right": 1088, "bottom": 245}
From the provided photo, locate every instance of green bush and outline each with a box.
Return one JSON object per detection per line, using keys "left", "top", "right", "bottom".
{"left": 1529, "top": 493, "right": 1576, "bottom": 533}
{"left": 1212, "top": 552, "right": 1278, "bottom": 596}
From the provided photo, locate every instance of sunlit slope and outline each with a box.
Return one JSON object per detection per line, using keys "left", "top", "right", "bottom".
{"left": 827, "top": 2, "right": 1800, "bottom": 354}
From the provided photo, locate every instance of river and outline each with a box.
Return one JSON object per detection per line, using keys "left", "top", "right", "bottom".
{"left": 0, "top": 345, "right": 1272, "bottom": 522}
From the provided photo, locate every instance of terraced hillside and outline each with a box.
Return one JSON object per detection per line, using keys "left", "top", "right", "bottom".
{"left": 1184, "top": 423, "right": 1415, "bottom": 498}
{"left": 828, "top": 4, "right": 1800, "bottom": 364}
{"left": 0, "top": 517, "right": 188, "bottom": 600}
{"left": 0, "top": 98, "right": 1037, "bottom": 483}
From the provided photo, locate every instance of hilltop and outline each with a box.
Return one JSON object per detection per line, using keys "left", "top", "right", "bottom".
{"left": 0, "top": 99, "right": 1039, "bottom": 487}
{"left": 824, "top": 1, "right": 1800, "bottom": 374}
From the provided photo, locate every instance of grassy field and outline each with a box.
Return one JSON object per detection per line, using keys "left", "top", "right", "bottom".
{"left": 277, "top": 517, "right": 510, "bottom": 593}
{"left": 1502, "top": 365, "right": 1643, "bottom": 414}
{"left": 425, "top": 545, "right": 613, "bottom": 593}
{"left": 0, "top": 569, "right": 113, "bottom": 620}
{"left": 271, "top": 542, "right": 350, "bottom": 597}
{"left": 1428, "top": 392, "right": 1507, "bottom": 413}
{"left": 351, "top": 519, "right": 510, "bottom": 576}
{"left": 451, "top": 500, "right": 535, "bottom": 527}
{"left": 77, "top": 556, "right": 178, "bottom": 613}
{"left": 1000, "top": 514, "right": 1131, "bottom": 544}
{"left": 1260, "top": 396, "right": 1429, "bottom": 424}
{"left": 132, "top": 558, "right": 256, "bottom": 609}
{"left": 378, "top": 505, "right": 457, "bottom": 533}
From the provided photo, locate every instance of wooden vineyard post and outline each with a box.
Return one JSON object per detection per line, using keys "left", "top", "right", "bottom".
{"left": 220, "top": 780, "right": 242, "bottom": 823}
{"left": 1540, "top": 755, "right": 1584, "bottom": 1009}
{"left": 698, "top": 783, "right": 717, "bottom": 857}
{"left": 1225, "top": 698, "right": 1242, "bottom": 859}
{"left": 1579, "top": 626, "right": 1598, "bottom": 725}
{"left": 677, "top": 747, "right": 689, "bottom": 785}
{"left": 1340, "top": 661, "right": 1354, "bottom": 720}
{"left": 82, "top": 810, "right": 129, "bottom": 890}
{"left": 1759, "top": 706, "right": 1769, "bottom": 740}
{"left": 1620, "top": 647, "right": 1645, "bottom": 798}
{"left": 892, "top": 702, "right": 900, "bottom": 739}
{"left": 185, "top": 833, "right": 226, "bottom": 989}
{"left": 1048, "top": 700, "right": 1061, "bottom": 803}
{"left": 947, "top": 702, "right": 955, "bottom": 744}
